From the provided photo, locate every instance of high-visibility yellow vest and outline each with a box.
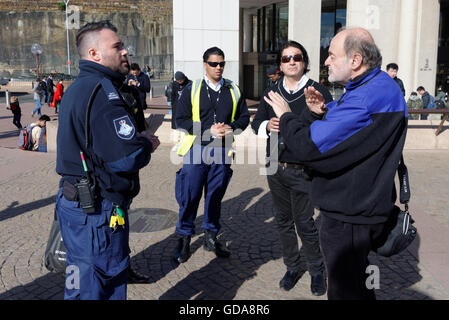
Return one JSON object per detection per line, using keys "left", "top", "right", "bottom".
{"left": 177, "top": 79, "right": 241, "bottom": 156}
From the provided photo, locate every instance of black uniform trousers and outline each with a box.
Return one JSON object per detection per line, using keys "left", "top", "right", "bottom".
{"left": 267, "top": 165, "right": 324, "bottom": 276}
{"left": 319, "top": 214, "right": 385, "bottom": 300}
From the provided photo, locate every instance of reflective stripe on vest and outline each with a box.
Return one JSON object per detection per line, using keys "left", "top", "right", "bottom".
{"left": 177, "top": 79, "right": 240, "bottom": 156}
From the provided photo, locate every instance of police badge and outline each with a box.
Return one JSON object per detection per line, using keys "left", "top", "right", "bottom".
{"left": 113, "top": 115, "right": 135, "bottom": 140}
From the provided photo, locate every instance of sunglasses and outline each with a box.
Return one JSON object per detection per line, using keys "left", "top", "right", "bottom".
{"left": 206, "top": 61, "right": 226, "bottom": 68}
{"left": 281, "top": 54, "right": 304, "bottom": 63}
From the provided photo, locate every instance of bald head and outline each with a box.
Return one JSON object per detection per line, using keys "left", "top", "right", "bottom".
{"left": 325, "top": 27, "right": 382, "bottom": 85}
{"left": 338, "top": 27, "right": 382, "bottom": 69}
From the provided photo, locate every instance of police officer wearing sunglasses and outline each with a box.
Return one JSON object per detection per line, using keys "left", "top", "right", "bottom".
{"left": 173, "top": 47, "right": 250, "bottom": 263}
{"left": 252, "top": 40, "right": 332, "bottom": 296}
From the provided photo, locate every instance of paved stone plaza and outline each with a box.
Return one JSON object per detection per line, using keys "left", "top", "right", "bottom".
{"left": 0, "top": 98, "right": 448, "bottom": 300}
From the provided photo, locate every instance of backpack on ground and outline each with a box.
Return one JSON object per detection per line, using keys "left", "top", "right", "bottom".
{"left": 18, "top": 124, "right": 34, "bottom": 150}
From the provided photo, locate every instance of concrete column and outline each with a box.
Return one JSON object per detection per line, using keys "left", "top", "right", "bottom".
{"left": 347, "top": 0, "right": 401, "bottom": 72}
{"left": 346, "top": 0, "right": 440, "bottom": 97}
{"left": 396, "top": 0, "right": 419, "bottom": 97}
{"left": 414, "top": 0, "right": 440, "bottom": 96}
{"left": 288, "top": 0, "right": 322, "bottom": 81}
{"left": 173, "top": 0, "right": 240, "bottom": 84}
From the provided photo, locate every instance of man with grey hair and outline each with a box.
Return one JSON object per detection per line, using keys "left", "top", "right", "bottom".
{"left": 264, "top": 28, "right": 408, "bottom": 299}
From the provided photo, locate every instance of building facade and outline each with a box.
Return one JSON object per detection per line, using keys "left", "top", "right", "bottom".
{"left": 174, "top": 0, "right": 448, "bottom": 100}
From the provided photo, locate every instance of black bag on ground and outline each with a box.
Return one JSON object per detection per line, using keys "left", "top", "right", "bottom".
{"left": 43, "top": 211, "right": 67, "bottom": 273}
{"left": 374, "top": 156, "right": 417, "bottom": 257}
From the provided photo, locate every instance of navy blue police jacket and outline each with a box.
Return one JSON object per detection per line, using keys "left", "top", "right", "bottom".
{"left": 56, "top": 60, "right": 153, "bottom": 207}
{"left": 175, "top": 78, "right": 250, "bottom": 146}
{"left": 279, "top": 67, "right": 408, "bottom": 224}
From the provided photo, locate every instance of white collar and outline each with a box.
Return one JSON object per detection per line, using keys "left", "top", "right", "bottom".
{"left": 282, "top": 74, "right": 310, "bottom": 94}
{"left": 204, "top": 75, "right": 224, "bottom": 92}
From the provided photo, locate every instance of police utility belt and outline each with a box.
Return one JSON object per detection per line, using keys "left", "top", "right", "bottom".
{"left": 62, "top": 79, "right": 127, "bottom": 229}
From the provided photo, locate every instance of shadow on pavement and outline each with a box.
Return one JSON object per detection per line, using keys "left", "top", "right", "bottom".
{"left": 0, "top": 129, "right": 19, "bottom": 140}
{"left": 130, "top": 188, "right": 309, "bottom": 300}
{"left": 0, "top": 190, "right": 432, "bottom": 300}
{"left": 0, "top": 196, "right": 56, "bottom": 223}
{"left": 0, "top": 272, "right": 64, "bottom": 300}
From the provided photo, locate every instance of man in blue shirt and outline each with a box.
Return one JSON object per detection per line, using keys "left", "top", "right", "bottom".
{"left": 55, "top": 20, "right": 160, "bottom": 300}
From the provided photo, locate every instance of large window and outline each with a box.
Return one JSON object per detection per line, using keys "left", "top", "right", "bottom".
{"left": 257, "top": 2, "right": 288, "bottom": 53}
{"left": 320, "top": 0, "right": 347, "bottom": 99}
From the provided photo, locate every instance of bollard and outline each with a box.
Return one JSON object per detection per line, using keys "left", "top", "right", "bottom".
{"left": 149, "top": 87, "right": 153, "bottom": 100}
{"left": 5, "top": 90, "right": 10, "bottom": 108}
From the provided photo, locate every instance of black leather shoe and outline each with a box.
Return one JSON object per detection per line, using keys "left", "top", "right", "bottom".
{"left": 279, "top": 270, "right": 301, "bottom": 291}
{"left": 203, "top": 231, "right": 231, "bottom": 258}
{"left": 310, "top": 272, "right": 327, "bottom": 296}
{"left": 127, "top": 267, "right": 151, "bottom": 284}
{"left": 173, "top": 235, "right": 191, "bottom": 263}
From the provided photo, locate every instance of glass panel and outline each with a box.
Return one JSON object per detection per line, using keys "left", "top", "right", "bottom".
{"left": 437, "top": 1, "right": 449, "bottom": 97}
{"left": 264, "top": 5, "right": 274, "bottom": 52}
{"left": 276, "top": 3, "right": 289, "bottom": 51}
{"left": 320, "top": 0, "right": 347, "bottom": 100}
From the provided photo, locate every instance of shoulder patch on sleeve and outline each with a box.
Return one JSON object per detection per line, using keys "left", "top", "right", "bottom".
{"left": 113, "top": 115, "right": 135, "bottom": 140}
{"left": 100, "top": 78, "right": 121, "bottom": 101}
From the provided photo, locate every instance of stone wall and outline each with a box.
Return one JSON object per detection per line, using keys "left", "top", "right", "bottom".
{"left": 0, "top": 0, "right": 173, "bottom": 79}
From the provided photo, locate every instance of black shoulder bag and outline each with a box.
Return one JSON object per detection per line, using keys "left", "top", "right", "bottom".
{"left": 375, "top": 155, "right": 417, "bottom": 257}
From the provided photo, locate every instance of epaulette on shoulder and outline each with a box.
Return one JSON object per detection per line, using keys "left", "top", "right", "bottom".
{"left": 99, "top": 78, "right": 120, "bottom": 101}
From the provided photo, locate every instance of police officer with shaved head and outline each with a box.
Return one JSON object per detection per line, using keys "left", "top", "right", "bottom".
{"left": 55, "top": 20, "right": 160, "bottom": 300}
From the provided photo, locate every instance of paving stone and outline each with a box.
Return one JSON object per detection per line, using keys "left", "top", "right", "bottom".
{"left": 0, "top": 144, "right": 449, "bottom": 300}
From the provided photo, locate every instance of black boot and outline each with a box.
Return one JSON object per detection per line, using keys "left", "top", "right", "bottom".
{"left": 173, "top": 235, "right": 191, "bottom": 263}
{"left": 203, "top": 230, "right": 231, "bottom": 258}
{"left": 127, "top": 267, "right": 151, "bottom": 284}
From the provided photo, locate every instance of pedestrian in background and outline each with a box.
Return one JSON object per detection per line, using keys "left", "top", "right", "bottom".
{"left": 46, "top": 74, "right": 56, "bottom": 107}
{"left": 127, "top": 63, "right": 151, "bottom": 110}
{"left": 406, "top": 92, "right": 423, "bottom": 120}
{"left": 169, "top": 71, "right": 192, "bottom": 150}
{"left": 30, "top": 114, "right": 50, "bottom": 151}
{"left": 386, "top": 63, "right": 405, "bottom": 96}
{"left": 266, "top": 65, "right": 282, "bottom": 89}
{"left": 51, "top": 79, "right": 64, "bottom": 113}
{"left": 32, "top": 79, "right": 43, "bottom": 117}
{"left": 7, "top": 96, "right": 22, "bottom": 129}
{"left": 417, "top": 86, "right": 435, "bottom": 120}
